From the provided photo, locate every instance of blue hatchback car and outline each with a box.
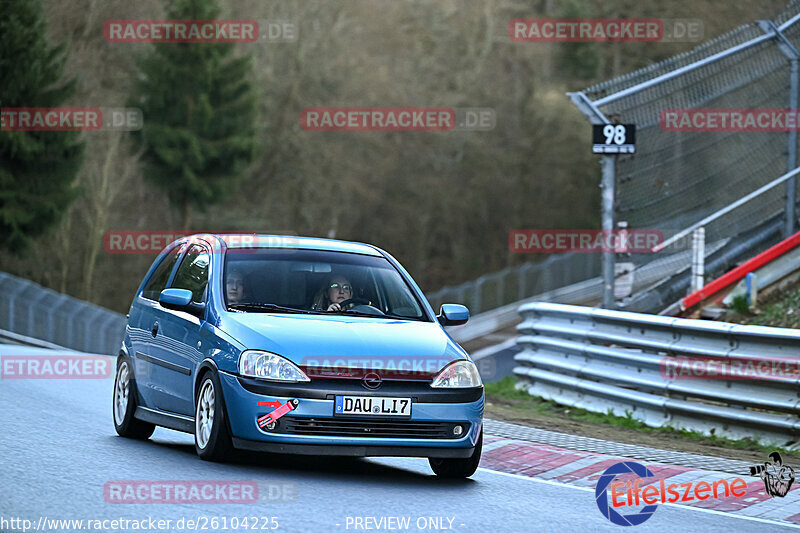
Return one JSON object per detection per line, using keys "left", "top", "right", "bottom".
{"left": 113, "top": 234, "right": 484, "bottom": 477}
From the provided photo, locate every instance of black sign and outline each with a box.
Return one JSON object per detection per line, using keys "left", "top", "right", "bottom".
{"left": 593, "top": 124, "right": 636, "bottom": 154}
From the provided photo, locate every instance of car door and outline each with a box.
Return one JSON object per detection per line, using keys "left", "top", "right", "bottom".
{"left": 146, "top": 242, "right": 211, "bottom": 415}
{"left": 129, "top": 243, "right": 185, "bottom": 410}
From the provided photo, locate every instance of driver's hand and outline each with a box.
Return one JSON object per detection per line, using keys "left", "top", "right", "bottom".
{"left": 327, "top": 303, "right": 342, "bottom": 312}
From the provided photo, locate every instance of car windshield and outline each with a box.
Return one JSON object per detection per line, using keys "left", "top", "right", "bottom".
{"left": 223, "top": 248, "right": 428, "bottom": 321}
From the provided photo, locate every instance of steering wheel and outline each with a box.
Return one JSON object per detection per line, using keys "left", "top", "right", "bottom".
{"left": 338, "top": 298, "right": 372, "bottom": 309}
{"left": 338, "top": 298, "right": 385, "bottom": 316}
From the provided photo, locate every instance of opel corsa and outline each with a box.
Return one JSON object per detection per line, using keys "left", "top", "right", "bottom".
{"left": 113, "top": 234, "right": 484, "bottom": 477}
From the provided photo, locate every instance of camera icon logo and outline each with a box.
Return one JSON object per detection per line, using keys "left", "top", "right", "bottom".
{"left": 750, "top": 451, "right": 795, "bottom": 498}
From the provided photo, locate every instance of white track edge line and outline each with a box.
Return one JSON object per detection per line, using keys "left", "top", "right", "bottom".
{"left": 478, "top": 467, "right": 800, "bottom": 530}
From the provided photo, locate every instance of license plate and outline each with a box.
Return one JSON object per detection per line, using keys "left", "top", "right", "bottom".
{"left": 334, "top": 396, "right": 412, "bottom": 417}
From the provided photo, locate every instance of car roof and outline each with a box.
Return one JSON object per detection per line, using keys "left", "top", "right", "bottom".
{"left": 196, "top": 234, "right": 384, "bottom": 257}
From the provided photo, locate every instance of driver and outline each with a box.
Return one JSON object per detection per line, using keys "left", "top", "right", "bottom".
{"left": 313, "top": 276, "right": 354, "bottom": 312}
{"left": 225, "top": 267, "right": 247, "bottom": 305}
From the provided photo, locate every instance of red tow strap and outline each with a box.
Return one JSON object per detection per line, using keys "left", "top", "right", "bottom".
{"left": 257, "top": 399, "right": 297, "bottom": 428}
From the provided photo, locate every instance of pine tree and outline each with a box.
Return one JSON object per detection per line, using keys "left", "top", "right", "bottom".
{"left": 131, "top": 0, "right": 257, "bottom": 230}
{"left": 0, "top": 0, "right": 83, "bottom": 252}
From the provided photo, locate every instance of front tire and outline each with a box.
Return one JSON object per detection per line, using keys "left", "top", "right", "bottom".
{"left": 429, "top": 429, "right": 482, "bottom": 478}
{"left": 195, "top": 371, "right": 235, "bottom": 461}
{"left": 113, "top": 356, "right": 155, "bottom": 440}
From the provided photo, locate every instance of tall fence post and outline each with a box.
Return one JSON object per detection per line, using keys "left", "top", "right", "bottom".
{"left": 787, "top": 56, "right": 798, "bottom": 236}
{"left": 601, "top": 155, "right": 616, "bottom": 309}
{"left": 567, "top": 91, "right": 615, "bottom": 309}
{"left": 759, "top": 20, "right": 800, "bottom": 237}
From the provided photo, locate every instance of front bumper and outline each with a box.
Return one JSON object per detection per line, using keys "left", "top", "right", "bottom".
{"left": 231, "top": 439, "right": 475, "bottom": 458}
{"left": 218, "top": 371, "right": 484, "bottom": 456}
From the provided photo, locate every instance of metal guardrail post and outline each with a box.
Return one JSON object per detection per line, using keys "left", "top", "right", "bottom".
{"left": 101, "top": 314, "right": 124, "bottom": 355}
{"left": 62, "top": 299, "right": 75, "bottom": 349}
{"left": 474, "top": 277, "right": 485, "bottom": 315}
{"left": 746, "top": 272, "right": 758, "bottom": 309}
{"left": 518, "top": 263, "right": 533, "bottom": 300}
{"left": 690, "top": 228, "right": 705, "bottom": 294}
{"left": 26, "top": 290, "right": 50, "bottom": 339}
{"left": 456, "top": 285, "right": 467, "bottom": 307}
{"left": 5, "top": 280, "right": 27, "bottom": 333}
{"left": 496, "top": 270, "right": 506, "bottom": 309}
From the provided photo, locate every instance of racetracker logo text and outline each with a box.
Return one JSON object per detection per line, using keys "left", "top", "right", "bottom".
{"left": 104, "top": 20, "right": 297, "bottom": 43}
{"left": 1, "top": 108, "right": 142, "bottom": 131}
{"left": 509, "top": 229, "right": 662, "bottom": 253}
{"left": 104, "top": 481, "right": 258, "bottom": 504}
{"left": 1, "top": 356, "right": 112, "bottom": 379}
{"left": 103, "top": 231, "right": 298, "bottom": 254}
{"left": 660, "top": 108, "right": 800, "bottom": 132}
{"left": 301, "top": 108, "right": 495, "bottom": 132}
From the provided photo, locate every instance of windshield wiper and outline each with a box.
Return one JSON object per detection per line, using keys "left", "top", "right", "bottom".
{"left": 228, "top": 303, "right": 318, "bottom": 314}
{"left": 382, "top": 312, "right": 425, "bottom": 321}
{"left": 340, "top": 310, "right": 425, "bottom": 321}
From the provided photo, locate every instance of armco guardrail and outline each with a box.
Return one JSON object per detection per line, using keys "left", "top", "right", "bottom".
{"left": 514, "top": 302, "right": 800, "bottom": 446}
{"left": 0, "top": 272, "right": 125, "bottom": 354}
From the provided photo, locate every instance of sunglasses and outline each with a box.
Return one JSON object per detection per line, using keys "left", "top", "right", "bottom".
{"left": 329, "top": 283, "right": 352, "bottom": 292}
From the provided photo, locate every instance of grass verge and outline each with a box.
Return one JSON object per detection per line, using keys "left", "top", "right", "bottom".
{"left": 485, "top": 376, "right": 796, "bottom": 458}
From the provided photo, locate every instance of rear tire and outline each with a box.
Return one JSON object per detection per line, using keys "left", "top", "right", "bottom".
{"left": 429, "top": 429, "right": 482, "bottom": 478}
{"left": 113, "top": 356, "right": 155, "bottom": 440}
{"left": 195, "top": 370, "right": 235, "bottom": 461}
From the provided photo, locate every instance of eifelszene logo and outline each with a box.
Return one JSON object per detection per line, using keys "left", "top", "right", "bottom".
{"left": 595, "top": 462, "right": 658, "bottom": 526}
{"left": 596, "top": 461, "right": 748, "bottom": 526}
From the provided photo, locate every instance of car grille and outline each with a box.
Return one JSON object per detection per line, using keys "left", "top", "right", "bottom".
{"left": 279, "top": 417, "right": 468, "bottom": 439}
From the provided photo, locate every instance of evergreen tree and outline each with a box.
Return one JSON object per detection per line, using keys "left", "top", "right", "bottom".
{"left": 131, "top": 0, "right": 257, "bottom": 230}
{"left": 0, "top": 0, "right": 83, "bottom": 252}
{"left": 556, "top": 0, "right": 601, "bottom": 81}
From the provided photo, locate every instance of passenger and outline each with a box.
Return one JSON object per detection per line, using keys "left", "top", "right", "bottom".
{"left": 313, "top": 276, "right": 354, "bottom": 312}
{"left": 225, "top": 268, "right": 247, "bottom": 305}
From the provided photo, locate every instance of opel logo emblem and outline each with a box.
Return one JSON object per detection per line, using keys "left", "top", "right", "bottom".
{"left": 362, "top": 372, "right": 382, "bottom": 390}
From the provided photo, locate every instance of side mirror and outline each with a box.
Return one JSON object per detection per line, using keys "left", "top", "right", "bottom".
{"left": 159, "top": 288, "right": 205, "bottom": 317}
{"left": 437, "top": 304, "right": 469, "bottom": 326}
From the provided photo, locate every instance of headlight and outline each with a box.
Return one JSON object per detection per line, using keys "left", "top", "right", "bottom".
{"left": 238, "top": 350, "right": 310, "bottom": 382}
{"left": 430, "top": 360, "right": 482, "bottom": 388}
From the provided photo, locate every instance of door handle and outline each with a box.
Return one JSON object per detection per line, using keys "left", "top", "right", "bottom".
{"left": 151, "top": 321, "right": 159, "bottom": 337}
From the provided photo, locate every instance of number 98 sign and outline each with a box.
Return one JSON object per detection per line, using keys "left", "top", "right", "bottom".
{"left": 592, "top": 123, "right": 636, "bottom": 154}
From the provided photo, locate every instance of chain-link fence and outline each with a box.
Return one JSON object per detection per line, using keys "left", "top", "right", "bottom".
{"left": 573, "top": 2, "right": 800, "bottom": 310}
{"left": 426, "top": 253, "right": 601, "bottom": 315}
{"left": 0, "top": 272, "right": 125, "bottom": 354}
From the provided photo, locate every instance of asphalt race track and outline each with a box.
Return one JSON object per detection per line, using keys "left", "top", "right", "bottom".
{"left": 0, "top": 345, "right": 796, "bottom": 532}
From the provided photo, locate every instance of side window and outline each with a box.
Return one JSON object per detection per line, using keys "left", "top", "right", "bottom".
{"left": 141, "top": 244, "right": 185, "bottom": 300}
{"left": 170, "top": 244, "right": 210, "bottom": 303}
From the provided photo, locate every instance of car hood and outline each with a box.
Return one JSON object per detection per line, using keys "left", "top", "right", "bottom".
{"left": 218, "top": 313, "right": 468, "bottom": 372}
